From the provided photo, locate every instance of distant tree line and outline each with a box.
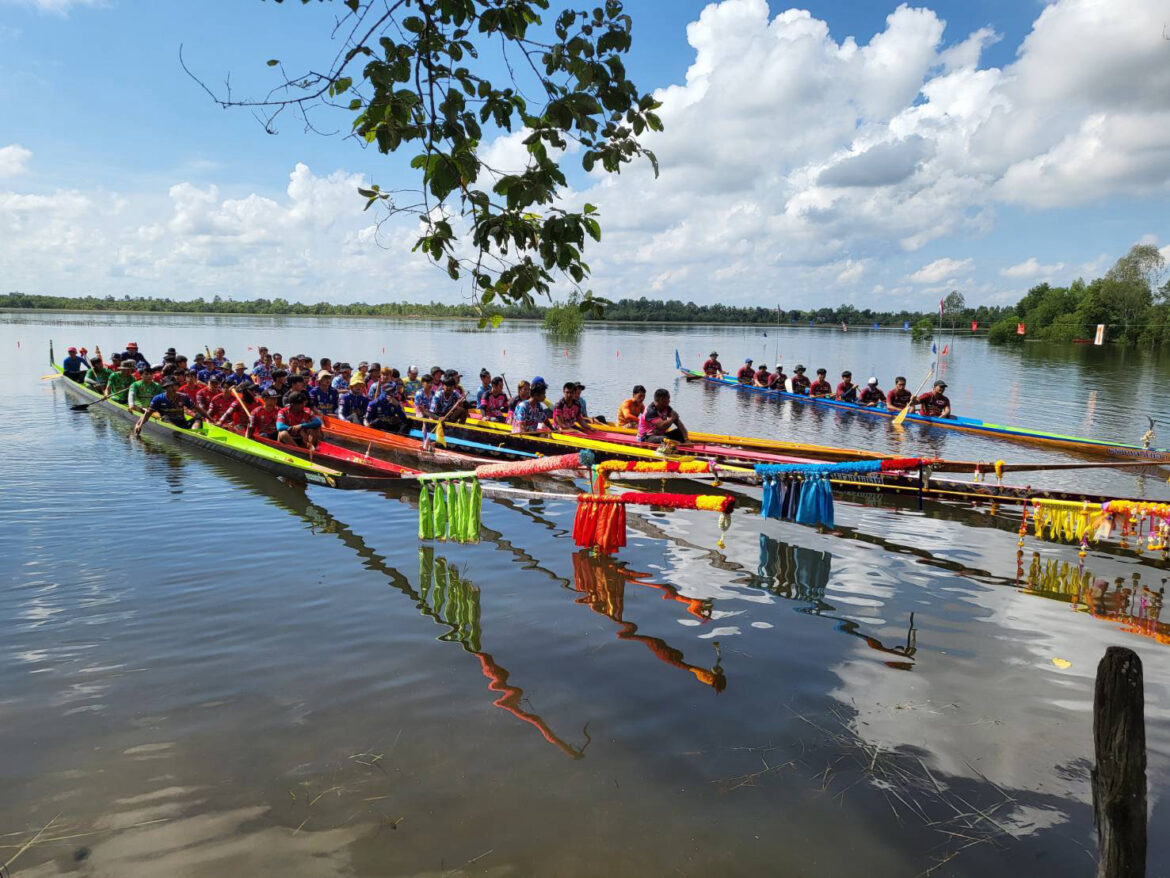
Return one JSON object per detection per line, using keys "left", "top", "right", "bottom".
{"left": 988, "top": 244, "right": 1170, "bottom": 346}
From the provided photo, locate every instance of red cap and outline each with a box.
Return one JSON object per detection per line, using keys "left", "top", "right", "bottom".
{"left": 67, "top": 346, "right": 77, "bottom": 352}
{"left": 127, "top": 342, "right": 138, "bottom": 349}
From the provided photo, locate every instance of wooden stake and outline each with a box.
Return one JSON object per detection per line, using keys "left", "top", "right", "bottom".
{"left": 1092, "top": 646, "right": 1146, "bottom": 878}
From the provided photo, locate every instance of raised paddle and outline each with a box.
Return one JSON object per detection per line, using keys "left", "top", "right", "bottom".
{"left": 893, "top": 366, "right": 934, "bottom": 427}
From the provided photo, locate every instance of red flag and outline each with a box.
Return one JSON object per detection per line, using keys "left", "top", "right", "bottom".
{"left": 1017, "top": 323, "right": 1026, "bottom": 336}
{"left": 941, "top": 344, "right": 949, "bottom": 355}
{"left": 970, "top": 320, "right": 978, "bottom": 332}
{"left": 939, "top": 298, "right": 945, "bottom": 316}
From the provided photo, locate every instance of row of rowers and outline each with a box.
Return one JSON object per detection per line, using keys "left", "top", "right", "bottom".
{"left": 63, "top": 344, "right": 690, "bottom": 447}
{"left": 701, "top": 352, "right": 953, "bottom": 418}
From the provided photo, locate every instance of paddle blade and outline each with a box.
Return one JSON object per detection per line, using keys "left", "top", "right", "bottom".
{"left": 892, "top": 403, "right": 912, "bottom": 427}
{"left": 435, "top": 423, "right": 446, "bottom": 446}
{"left": 41, "top": 373, "right": 62, "bottom": 380}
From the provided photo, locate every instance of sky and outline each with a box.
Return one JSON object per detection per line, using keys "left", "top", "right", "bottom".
{"left": 2, "top": 0, "right": 1169, "bottom": 310}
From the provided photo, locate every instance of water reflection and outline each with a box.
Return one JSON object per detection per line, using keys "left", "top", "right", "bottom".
{"left": 751, "top": 535, "right": 917, "bottom": 669}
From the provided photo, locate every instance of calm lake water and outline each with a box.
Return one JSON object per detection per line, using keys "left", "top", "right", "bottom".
{"left": 3, "top": 311, "right": 1169, "bottom": 877}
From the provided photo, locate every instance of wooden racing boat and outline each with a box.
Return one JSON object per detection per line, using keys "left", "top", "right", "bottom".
{"left": 675, "top": 351, "right": 1170, "bottom": 462}
{"left": 224, "top": 426, "right": 419, "bottom": 478}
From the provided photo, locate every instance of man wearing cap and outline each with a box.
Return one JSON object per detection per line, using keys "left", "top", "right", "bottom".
{"left": 121, "top": 342, "right": 147, "bottom": 365}
{"left": 886, "top": 376, "right": 914, "bottom": 411}
{"left": 858, "top": 377, "right": 885, "bottom": 407}
{"left": 403, "top": 366, "right": 422, "bottom": 398}
{"left": 736, "top": 358, "right": 754, "bottom": 383}
{"left": 222, "top": 361, "right": 248, "bottom": 388}
{"left": 810, "top": 368, "right": 832, "bottom": 398}
{"left": 83, "top": 355, "right": 112, "bottom": 391}
{"left": 917, "top": 380, "right": 952, "bottom": 418}
{"left": 276, "top": 391, "right": 323, "bottom": 450}
{"left": 62, "top": 346, "right": 88, "bottom": 383}
{"left": 249, "top": 389, "right": 282, "bottom": 439}
{"left": 132, "top": 377, "right": 208, "bottom": 437}
{"left": 103, "top": 359, "right": 137, "bottom": 403}
{"left": 310, "top": 371, "right": 339, "bottom": 415}
{"left": 339, "top": 378, "right": 370, "bottom": 424}
{"left": 753, "top": 363, "right": 772, "bottom": 388}
{"left": 430, "top": 374, "right": 469, "bottom": 424}
{"left": 790, "top": 365, "right": 810, "bottom": 395}
{"left": 835, "top": 370, "right": 858, "bottom": 403}
{"left": 770, "top": 363, "right": 788, "bottom": 391}
{"left": 702, "top": 351, "right": 723, "bottom": 378}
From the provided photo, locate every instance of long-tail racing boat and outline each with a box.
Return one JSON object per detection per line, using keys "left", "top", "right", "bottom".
{"left": 227, "top": 427, "right": 419, "bottom": 479}
{"left": 51, "top": 351, "right": 399, "bottom": 490}
{"left": 675, "top": 351, "right": 1170, "bottom": 463}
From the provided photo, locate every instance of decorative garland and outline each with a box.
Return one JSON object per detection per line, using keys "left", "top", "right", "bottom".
{"left": 594, "top": 459, "right": 715, "bottom": 492}
{"left": 473, "top": 450, "right": 594, "bottom": 480}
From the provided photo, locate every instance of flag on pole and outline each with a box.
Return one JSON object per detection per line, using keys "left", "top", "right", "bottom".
{"left": 873, "top": 322, "right": 879, "bottom": 330}
{"left": 939, "top": 298, "right": 945, "bottom": 316}
{"left": 941, "top": 344, "right": 949, "bottom": 355}
{"left": 1094, "top": 323, "right": 1106, "bottom": 345}
{"left": 971, "top": 320, "right": 978, "bottom": 332}
{"left": 902, "top": 321, "right": 910, "bottom": 330}
{"left": 931, "top": 342, "right": 937, "bottom": 353}
{"left": 1017, "top": 323, "right": 1026, "bottom": 336}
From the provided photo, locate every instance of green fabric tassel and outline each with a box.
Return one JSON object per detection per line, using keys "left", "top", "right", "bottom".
{"left": 451, "top": 480, "right": 467, "bottom": 541}
{"left": 433, "top": 481, "right": 448, "bottom": 541}
{"left": 469, "top": 479, "right": 482, "bottom": 542}
{"left": 419, "top": 484, "right": 434, "bottom": 540}
{"left": 418, "top": 546, "right": 433, "bottom": 601}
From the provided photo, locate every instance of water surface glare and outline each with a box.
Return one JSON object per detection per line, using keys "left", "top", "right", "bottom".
{"left": 3, "top": 312, "right": 1169, "bottom": 876}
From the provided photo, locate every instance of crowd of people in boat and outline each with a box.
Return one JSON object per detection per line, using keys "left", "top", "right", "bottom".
{"left": 699, "top": 352, "right": 953, "bottom": 418}
{"left": 59, "top": 343, "right": 689, "bottom": 450}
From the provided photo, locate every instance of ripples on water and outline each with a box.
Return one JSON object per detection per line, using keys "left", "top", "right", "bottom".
{"left": 3, "top": 314, "right": 1168, "bottom": 876}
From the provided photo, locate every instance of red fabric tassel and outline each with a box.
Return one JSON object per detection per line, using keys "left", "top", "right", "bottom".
{"left": 573, "top": 495, "right": 627, "bottom": 554}
{"left": 880, "top": 458, "right": 925, "bottom": 471}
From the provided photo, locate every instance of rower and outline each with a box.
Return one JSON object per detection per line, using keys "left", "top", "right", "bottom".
{"left": 265, "top": 368, "right": 289, "bottom": 399}
{"left": 429, "top": 374, "right": 470, "bottom": 424}
{"left": 790, "top": 365, "right": 811, "bottom": 395}
{"left": 554, "top": 381, "right": 591, "bottom": 431}
{"left": 835, "top": 370, "right": 858, "bottom": 403}
{"left": 511, "top": 381, "right": 552, "bottom": 433}
{"left": 753, "top": 364, "right": 772, "bottom": 387}
{"left": 127, "top": 364, "right": 162, "bottom": 412}
{"left": 770, "top": 364, "right": 788, "bottom": 390}
{"left": 121, "top": 342, "right": 147, "bottom": 365}
{"left": 83, "top": 355, "right": 111, "bottom": 391}
{"left": 211, "top": 347, "right": 227, "bottom": 367}
{"left": 917, "top": 380, "right": 953, "bottom": 418}
{"left": 573, "top": 383, "right": 593, "bottom": 421}
{"left": 103, "top": 359, "right": 137, "bottom": 403}
{"left": 617, "top": 384, "right": 646, "bottom": 428}
{"left": 310, "top": 371, "right": 339, "bottom": 415}
{"left": 61, "top": 346, "right": 85, "bottom": 382}
{"left": 276, "top": 391, "right": 323, "bottom": 450}
{"left": 412, "top": 373, "right": 435, "bottom": 414}
{"left": 702, "top": 351, "right": 723, "bottom": 377}
{"left": 225, "top": 361, "right": 250, "bottom": 387}
{"left": 507, "top": 379, "right": 531, "bottom": 420}
{"left": 132, "top": 376, "right": 208, "bottom": 437}
{"left": 178, "top": 369, "right": 202, "bottom": 402}
{"left": 365, "top": 387, "right": 410, "bottom": 435}
{"left": 403, "top": 365, "right": 422, "bottom": 398}
{"left": 339, "top": 379, "right": 370, "bottom": 424}
{"left": 858, "top": 377, "right": 885, "bottom": 407}
{"left": 365, "top": 362, "right": 382, "bottom": 396}
{"left": 253, "top": 346, "right": 269, "bottom": 367}
{"left": 810, "top": 368, "right": 832, "bottom": 397}
{"left": 886, "top": 376, "right": 913, "bottom": 411}
{"left": 330, "top": 363, "right": 352, "bottom": 392}
{"left": 204, "top": 376, "right": 236, "bottom": 423}
{"left": 475, "top": 368, "right": 493, "bottom": 408}
{"left": 637, "top": 388, "right": 688, "bottom": 444}
{"left": 216, "top": 382, "right": 256, "bottom": 428}
{"left": 736, "top": 358, "right": 754, "bottom": 383}
{"left": 248, "top": 389, "right": 281, "bottom": 439}
{"left": 284, "top": 374, "right": 310, "bottom": 406}
{"left": 479, "top": 376, "right": 509, "bottom": 422}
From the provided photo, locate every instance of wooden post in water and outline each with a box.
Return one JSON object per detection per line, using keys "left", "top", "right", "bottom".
{"left": 1092, "top": 646, "right": 1146, "bottom": 878}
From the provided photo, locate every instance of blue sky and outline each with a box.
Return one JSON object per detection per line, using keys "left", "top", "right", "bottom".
{"left": 2, "top": 0, "right": 1168, "bottom": 308}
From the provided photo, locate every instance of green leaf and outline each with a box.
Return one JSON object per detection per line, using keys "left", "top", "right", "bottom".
{"left": 490, "top": 313, "right": 504, "bottom": 328}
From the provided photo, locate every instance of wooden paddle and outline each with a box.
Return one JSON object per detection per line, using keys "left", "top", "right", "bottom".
{"left": 893, "top": 366, "right": 934, "bottom": 427}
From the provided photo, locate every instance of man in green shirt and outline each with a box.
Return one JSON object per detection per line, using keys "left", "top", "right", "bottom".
{"left": 103, "top": 360, "right": 136, "bottom": 404}
{"left": 83, "top": 356, "right": 112, "bottom": 390}
{"left": 127, "top": 368, "right": 163, "bottom": 412}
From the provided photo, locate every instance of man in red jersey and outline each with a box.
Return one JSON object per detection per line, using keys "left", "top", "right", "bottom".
{"left": 789, "top": 365, "right": 810, "bottom": 395}
{"left": 249, "top": 389, "right": 282, "bottom": 439}
{"left": 886, "top": 376, "right": 913, "bottom": 412}
{"left": 736, "top": 358, "right": 754, "bottom": 383}
{"left": 810, "top": 368, "right": 832, "bottom": 397}
{"left": 858, "top": 377, "right": 885, "bottom": 407}
{"left": 835, "top": 370, "right": 858, "bottom": 403}
{"left": 277, "top": 391, "right": 324, "bottom": 449}
{"left": 753, "top": 363, "right": 772, "bottom": 387}
{"left": 702, "top": 351, "right": 723, "bottom": 377}
{"left": 917, "top": 380, "right": 952, "bottom": 418}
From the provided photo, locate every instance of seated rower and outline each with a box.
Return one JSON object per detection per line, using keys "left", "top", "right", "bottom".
{"left": 638, "top": 388, "right": 688, "bottom": 444}
{"left": 835, "top": 370, "right": 858, "bottom": 403}
{"left": 753, "top": 364, "right": 772, "bottom": 387}
{"left": 886, "top": 376, "right": 914, "bottom": 412}
{"left": 511, "top": 381, "right": 552, "bottom": 433}
{"left": 103, "top": 359, "right": 137, "bottom": 403}
{"left": 248, "top": 389, "right": 282, "bottom": 439}
{"left": 62, "top": 346, "right": 89, "bottom": 383}
{"left": 429, "top": 375, "right": 469, "bottom": 424}
{"left": 702, "top": 351, "right": 723, "bottom": 378}
{"left": 789, "top": 364, "right": 810, "bottom": 395}
{"left": 339, "top": 380, "right": 370, "bottom": 424}
{"left": 810, "top": 368, "right": 833, "bottom": 397}
{"left": 573, "top": 383, "right": 598, "bottom": 423}
{"left": 736, "top": 358, "right": 755, "bottom": 383}
{"left": 83, "top": 356, "right": 112, "bottom": 391}
{"left": 283, "top": 375, "right": 310, "bottom": 406}
{"left": 917, "top": 380, "right": 952, "bottom": 418}
{"left": 617, "top": 384, "right": 646, "bottom": 429}
{"left": 412, "top": 373, "right": 435, "bottom": 414}
{"left": 277, "top": 391, "right": 323, "bottom": 450}
{"left": 127, "top": 365, "right": 163, "bottom": 412}
{"left": 264, "top": 369, "right": 290, "bottom": 400}
{"left": 132, "top": 377, "right": 208, "bottom": 437}
{"left": 506, "top": 379, "right": 531, "bottom": 420}
{"left": 770, "top": 364, "right": 788, "bottom": 391}
{"left": 216, "top": 382, "right": 257, "bottom": 429}
{"left": 121, "top": 342, "right": 147, "bottom": 365}
{"left": 475, "top": 368, "right": 493, "bottom": 408}
{"left": 225, "top": 361, "right": 250, "bottom": 387}
{"left": 858, "top": 377, "right": 885, "bottom": 407}
{"left": 403, "top": 365, "right": 422, "bottom": 398}
{"left": 553, "top": 381, "right": 591, "bottom": 432}
{"left": 310, "top": 371, "right": 339, "bottom": 415}
{"left": 479, "top": 376, "right": 510, "bottom": 422}
{"left": 365, "top": 389, "right": 410, "bottom": 435}
{"left": 179, "top": 369, "right": 203, "bottom": 403}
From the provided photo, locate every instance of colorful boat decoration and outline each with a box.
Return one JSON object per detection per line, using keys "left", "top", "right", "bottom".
{"left": 675, "top": 351, "right": 1170, "bottom": 463}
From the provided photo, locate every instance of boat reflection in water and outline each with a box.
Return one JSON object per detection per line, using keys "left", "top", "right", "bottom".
{"left": 751, "top": 534, "right": 918, "bottom": 670}
{"left": 1020, "top": 551, "right": 1168, "bottom": 644}
{"left": 570, "top": 551, "right": 727, "bottom": 692}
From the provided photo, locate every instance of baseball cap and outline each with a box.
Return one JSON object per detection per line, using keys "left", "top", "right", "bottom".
{"left": 709, "top": 351, "right": 718, "bottom": 357}
{"left": 744, "top": 358, "right": 753, "bottom": 363}
{"left": 317, "top": 370, "right": 332, "bottom": 380}
{"left": 934, "top": 380, "right": 948, "bottom": 389}
{"left": 161, "top": 377, "right": 178, "bottom": 388}
{"left": 867, "top": 376, "right": 878, "bottom": 385}
{"left": 120, "top": 360, "right": 135, "bottom": 369}
{"left": 67, "top": 346, "right": 77, "bottom": 352}
{"left": 263, "top": 388, "right": 280, "bottom": 399}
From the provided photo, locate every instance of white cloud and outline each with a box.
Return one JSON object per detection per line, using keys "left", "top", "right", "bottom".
{"left": 0, "top": 144, "right": 31, "bottom": 178}
{"left": 999, "top": 257, "right": 1065, "bottom": 279}
{"left": 908, "top": 256, "right": 973, "bottom": 284}
{"left": 2, "top": 0, "right": 103, "bottom": 13}
{"left": 835, "top": 259, "right": 866, "bottom": 284}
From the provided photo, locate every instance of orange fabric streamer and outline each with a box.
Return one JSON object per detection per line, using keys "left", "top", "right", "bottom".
{"left": 573, "top": 495, "right": 628, "bottom": 555}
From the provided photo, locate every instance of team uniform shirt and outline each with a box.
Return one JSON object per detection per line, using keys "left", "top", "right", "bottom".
{"left": 249, "top": 404, "right": 280, "bottom": 436}
{"left": 475, "top": 385, "right": 492, "bottom": 408}
{"left": 309, "top": 385, "right": 339, "bottom": 415}
{"left": 511, "top": 399, "right": 552, "bottom": 432}
{"left": 835, "top": 381, "right": 858, "bottom": 403}
{"left": 104, "top": 370, "right": 135, "bottom": 403}
{"left": 224, "top": 371, "right": 251, "bottom": 387}
{"left": 736, "top": 365, "right": 755, "bottom": 383}
{"left": 429, "top": 390, "right": 463, "bottom": 418}
{"left": 506, "top": 393, "right": 528, "bottom": 414}
{"left": 887, "top": 388, "right": 913, "bottom": 409}
{"left": 858, "top": 386, "right": 885, "bottom": 406}
{"left": 702, "top": 358, "right": 723, "bottom": 376}
{"left": 754, "top": 369, "right": 771, "bottom": 387}
{"left": 480, "top": 390, "right": 510, "bottom": 421}
{"left": 403, "top": 379, "right": 422, "bottom": 398}
{"left": 207, "top": 391, "right": 237, "bottom": 424}
{"left": 83, "top": 365, "right": 112, "bottom": 389}
{"left": 770, "top": 371, "right": 788, "bottom": 390}
{"left": 553, "top": 398, "right": 585, "bottom": 429}
{"left": 148, "top": 392, "right": 195, "bottom": 426}
{"left": 917, "top": 391, "right": 951, "bottom": 417}
{"left": 616, "top": 397, "right": 644, "bottom": 428}
{"left": 637, "top": 402, "right": 679, "bottom": 442}
{"left": 412, "top": 388, "right": 434, "bottom": 413}
{"left": 339, "top": 390, "right": 369, "bottom": 422}
{"left": 810, "top": 379, "right": 832, "bottom": 396}
{"left": 128, "top": 379, "right": 164, "bottom": 409}
{"left": 262, "top": 381, "right": 289, "bottom": 400}
{"left": 790, "top": 374, "right": 811, "bottom": 395}
{"left": 331, "top": 374, "right": 351, "bottom": 392}
{"left": 179, "top": 381, "right": 204, "bottom": 403}
{"left": 276, "top": 406, "right": 322, "bottom": 432}
{"left": 365, "top": 394, "right": 406, "bottom": 425}
{"left": 250, "top": 364, "right": 271, "bottom": 383}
